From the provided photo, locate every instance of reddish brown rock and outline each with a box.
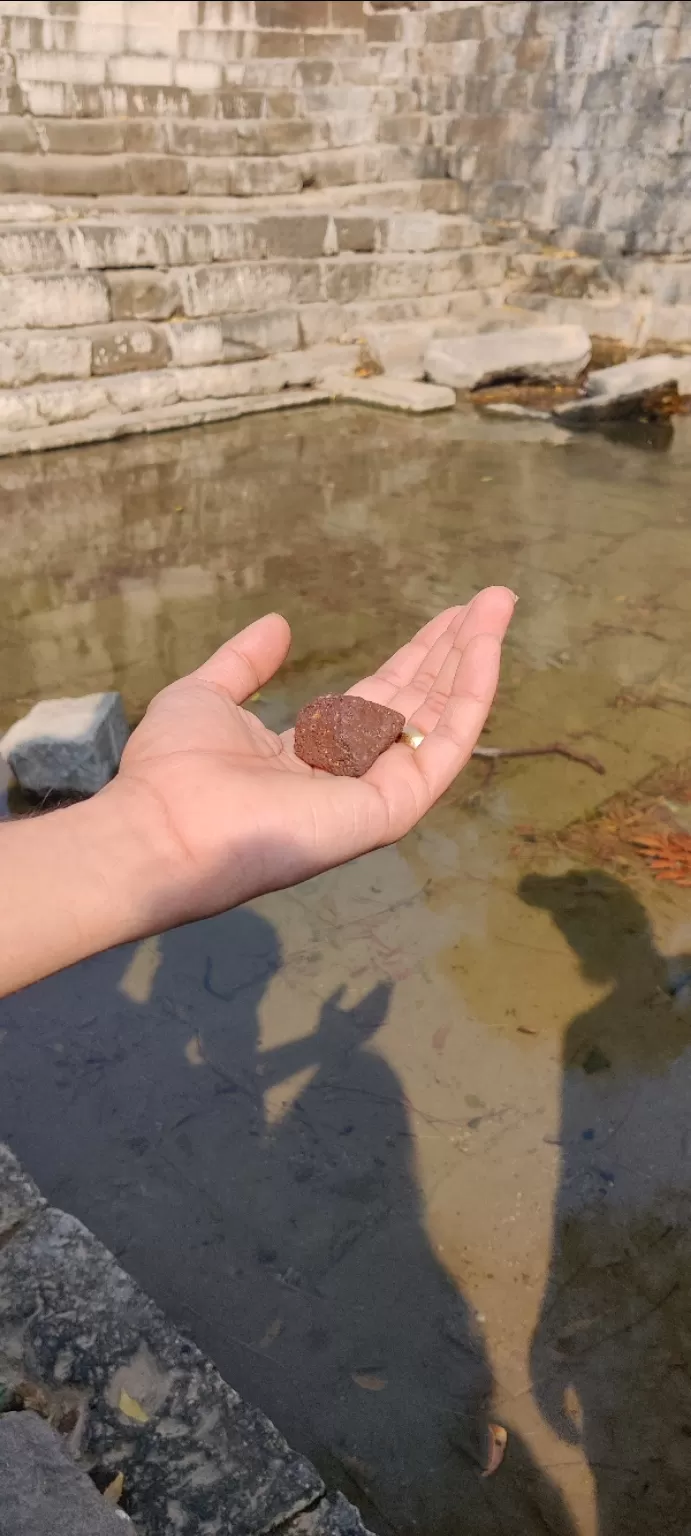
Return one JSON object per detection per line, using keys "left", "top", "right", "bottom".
{"left": 294, "top": 693, "right": 405, "bottom": 777}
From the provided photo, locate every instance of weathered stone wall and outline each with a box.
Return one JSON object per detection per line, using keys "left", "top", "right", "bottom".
{"left": 0, "top": 0, "right": 690, "bottom": 453}
{"left": 0, "top": 0, "right": 688, "bottom": 256}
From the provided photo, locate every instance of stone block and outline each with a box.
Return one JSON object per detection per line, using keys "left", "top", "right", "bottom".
{"left": 0, "top": 1207, "right": 323, "bottom": 1532}
{"left": 0, "top": 152, "right": 131, "bottom": 196}
{"left": 511, "top": 293, "right": 646, "bottom": 346}
{"left": 330, "top": 1, "right": 364, "bottom": 27}
{"left": 164, "top": 318, "right": 224, "bottom": 367}
{"left": 34, "top": 379, "right": 108, "bottom": 425}
{"left": 0, "top": 389, "right": 42, "bottom": 430}
{"left": 359, "top": 320, "right": 434, "bottom": 379}
{"left": 179, "top": 261, "right": 320, "bottom": 318}
{"left": 585, "top": 355, "right": 681, "bottom": 397}
{"left": 222, "top": 305, "right": 301, "bottom": 356}
{"left": 1, "top": 692, "right": 128, "bottom": 796}
{"left": 256, "top": 1, "right": 330, "bottom": 27}
{"left": 425, "top": 5, "right": 484, "bottom": 42}
{"left": 554, "top": 381, "right": 679, "bottom": 428}
{"left": 14, "top": 49, "right": 107, "bottom": 85}
{"left": 122, "top": 119, "right": 171, "bottom": 154}
{"left": 378, "top": 113, "right": 430, "bottom": 145}
{"left": 386, "top": 212, "right": 442, "bottom": 252}
{"left": 0, "top": 1412, "right": 132, "bottom": 1536}
{"left": 425, "top": 325, "right": 592, "bottom": 390}
{"left": 0, "top": 330, "right": 91, "bottom": 387}
{"left": 107, "top": 270, "right": 181, "bottom": 322}
{"left": 643, "top": 305, "right": 691, "bottom": 347}
{"left": 175, "top": 57, "right": 223, "bottom": 90}
{"left": 226, "top": 157, "right": 304, "bottom": 196}
{"left": 105, "top": 370, "right": 180, "bottom": 412}
{"left": 35, "top": 117, "right": 125, "bottom": 154}
{"left": 0, "top": 115, "right": 38, "bottom": 151}
{"left": 185, "top": 157, "right": 231, "bottom": 195}
{"left": 256, "top": 212, "right": 330, "bottom": 258}
{"left": 126, "top": 154, "right": 189, "bottom": 196}
{"left": 107, "top": 53, "right": 173, "bottom": 86}
{"left": 334, "top": 214, "right": 379, "bottom": 252}
{"left": 175, "top": 350, "right": 318, "bottom": 401}
{"left": 0, "top": 272, "right": 109, "bottom": 329}
{"left": 179, "top": 29, "right": 246, "bottom": 63}
{"left": 0, "top": 1143, "right": 44, "bottom": 1240}
{"left": 320, "top": 369, "right": 455, "bottom": 412}
{"left": 0, "top": 224, "right": 66, "bottom": 274}
{"left": 90, "top": 322, "right": 171, "bottom": 376}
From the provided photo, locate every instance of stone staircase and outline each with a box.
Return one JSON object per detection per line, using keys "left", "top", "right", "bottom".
{"left": 506, "top": 250, "right": 691, "bottom": 353}
{"left": 0, "top": 181, "right": 516, "bottom": 449}
{"left": 0, "top": 0, "right": 524, "bottom": 451}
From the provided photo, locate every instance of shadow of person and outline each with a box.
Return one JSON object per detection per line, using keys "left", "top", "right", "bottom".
{"left": 521, "top": 869, "right": 691, "bottom": 1536}
{"left": 0, "top": 903, "right": 574, "bottom": 1536}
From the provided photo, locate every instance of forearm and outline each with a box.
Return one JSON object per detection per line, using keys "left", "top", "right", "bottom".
{"left": 0, "top": 787, "right": 179, "bottom": 997}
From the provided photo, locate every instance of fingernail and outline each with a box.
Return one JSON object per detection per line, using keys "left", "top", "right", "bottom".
{"left": 510, "top": 591, "right": 519, "bottom": 604}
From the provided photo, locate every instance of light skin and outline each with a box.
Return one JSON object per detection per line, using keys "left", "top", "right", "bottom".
{"left": 0, "top": 587, "right": 515, "bottom": 999}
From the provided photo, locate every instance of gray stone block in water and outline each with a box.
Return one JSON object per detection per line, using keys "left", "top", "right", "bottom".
{"left": 0, "top": 1413, "right": 133, "bottom": 1536}
{"left": 0, "top": 692, "right": 129, "bottom": 796}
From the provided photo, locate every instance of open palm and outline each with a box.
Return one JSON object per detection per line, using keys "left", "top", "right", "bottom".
{"left": 119, "top": 588, "right": 515, "bottom": 925}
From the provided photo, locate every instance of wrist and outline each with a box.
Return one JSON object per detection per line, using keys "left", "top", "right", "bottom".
{"left": 0, "top": 781, "right": 189, "bottom": 996}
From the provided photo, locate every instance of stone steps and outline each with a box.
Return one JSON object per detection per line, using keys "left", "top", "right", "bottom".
{"left": 506, "top": 251, "right": 691, "bottom": 347}
{"left": 0, "top": 177, "right": 467, "bottom": 217}
{"left": 0, "top": 246, "right": 507, "bottom": 326}
{"left": 0, "top": 206, "right": 487, "bottom": 274}
{"left": 0, "top": 142, "right": 446, "bottom": 198}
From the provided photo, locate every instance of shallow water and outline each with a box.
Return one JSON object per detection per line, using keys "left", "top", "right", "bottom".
{"left": 2, "top": 404, "right": 691, "bottom": 1535}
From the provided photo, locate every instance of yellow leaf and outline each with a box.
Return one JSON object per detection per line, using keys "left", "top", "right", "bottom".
{"left": 118, "top": 1390, "right": 149, "bottom": 1424}
{"left": 103, "top": 1472, "right": 125, "bottom": 1505}
{"left": 352, "top": 1372, "right": 387, "bottom": 1392}
{"left": 185, "top": 1035, "right": 206, "bottom": 1067}
{"left": 482, "top": 1423, "right": 507, "bottom": 1477}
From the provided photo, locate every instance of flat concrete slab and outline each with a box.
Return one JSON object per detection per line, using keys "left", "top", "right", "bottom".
{"left": 320, "top": 370, "right": 455, "bottom": 412}
{"left": 0, "top": 1412, "right": 133, "bottom": 1536}
{"left": 0, "top": 1159, "right": 350, "bottom": 1536}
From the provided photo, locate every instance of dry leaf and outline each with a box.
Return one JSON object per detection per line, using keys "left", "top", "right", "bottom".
{"left": 185, "top": 1035, "right": 206, "bottom": 1067}
{"left": 260, "top": 1318, "right": 284, "bottom": 1349}
{"left": 352, "top": 1372, "right": 387, "bottom": 1392}
{"left": 482, "top": 1423, "right": 507, "bottom": 1477}
{"left": 103, "top": 1472, "right": 125, "bottom": 1506}
{"left": 118, "top": 1390, "right": 149, "bottom": 1424}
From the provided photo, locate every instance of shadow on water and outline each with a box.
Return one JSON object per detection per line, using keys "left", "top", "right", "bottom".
{"left": 520, "top": 871, "right": 691, "bottom": 1536}
{"left": 0, "top": 907, "right": 574, "bottom": 1536}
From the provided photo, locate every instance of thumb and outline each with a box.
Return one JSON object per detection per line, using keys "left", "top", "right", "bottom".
{"left": 194, "top": 613, "right": 291, "bottom": 703}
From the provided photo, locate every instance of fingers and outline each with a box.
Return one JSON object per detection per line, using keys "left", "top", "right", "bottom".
{"left": 194, "top": 613, "right": 292, "bottom": 703}
{"left": 365, "top": 589, "right": 515, "bottom": 834}
{"left": 400, "top": 586, "right": 516, "bottom": 732}
{"left": 414, "top": 630, "right": 504, "bottom": 800}
{"left": 347, "top": 605, "right": 466, "bottom": 707}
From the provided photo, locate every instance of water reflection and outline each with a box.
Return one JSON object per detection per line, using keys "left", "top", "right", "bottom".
{"left": 2, "top": 406, "right": 691, "bottom": 1533}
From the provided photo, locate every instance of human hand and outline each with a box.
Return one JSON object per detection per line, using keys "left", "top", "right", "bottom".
{"left": 112, "top": 587, "right": 515, "bottom": 931}
{"left": 120, "top": 589, "right": 516, "bottom": 922}
{"left": 0, "top": 590, "right": 515, "bottom": 997}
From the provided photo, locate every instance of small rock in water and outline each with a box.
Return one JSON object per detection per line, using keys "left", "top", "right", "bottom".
{"left": 295, "top": 694, "right": 404, "bottom": 777}
{"left": 0, "top": 692, "right": 129, "bottom": 797}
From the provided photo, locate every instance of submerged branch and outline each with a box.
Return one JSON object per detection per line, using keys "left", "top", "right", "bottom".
{"left": 472, "top": 743, "right": 606, "bottom": 775}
